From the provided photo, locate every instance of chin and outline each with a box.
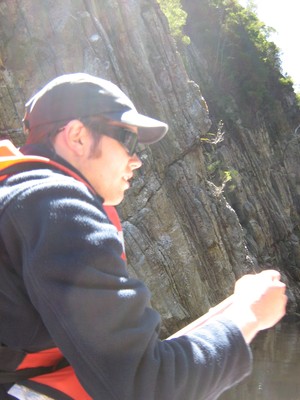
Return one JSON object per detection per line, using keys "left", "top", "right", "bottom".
{"left": 103, "top": 195, "right": 124, "bottom": 206}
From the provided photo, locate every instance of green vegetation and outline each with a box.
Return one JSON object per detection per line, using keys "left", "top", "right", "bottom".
{"left": 157, "top": 0, "right": 190, "bottom": 44}
{"left": 206, "top": 156, "right": 239, "bottom": 194}
{"left": 158, "top": 0, "right": 299, "bottom": 196}
{"left": 159, "top": 0, "right": 299, "bottom": 134}
{"left": 200, "top": 121, "right": 238, "bottom": 193}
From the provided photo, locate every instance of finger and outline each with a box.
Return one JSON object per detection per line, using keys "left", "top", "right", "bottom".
{"left": 274, "top": 280, "right": 286, "bottom": 287}
{"left": 258, "top": 269, "right": 281, "bottom": 281}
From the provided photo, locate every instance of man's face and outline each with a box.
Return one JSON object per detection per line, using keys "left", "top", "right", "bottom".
{"left": 81, "top": 125, "right": 142, "bottom": 205}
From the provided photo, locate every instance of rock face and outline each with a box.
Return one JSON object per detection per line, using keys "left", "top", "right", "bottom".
{"left": 0, "top": 0, "right": 299, "bottom": 337}
{"left": 180, "top": 0, "right": 300, "bottom": 315}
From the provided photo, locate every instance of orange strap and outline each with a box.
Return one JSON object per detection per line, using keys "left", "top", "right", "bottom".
{"left": 30, "top": 366, "right": 92, "bottom": 400}
{"left": 16, "top": 348, "right": 64, "bottom": 370}
{"left": 11, "top": 347, "right": 92, "bottom": 398}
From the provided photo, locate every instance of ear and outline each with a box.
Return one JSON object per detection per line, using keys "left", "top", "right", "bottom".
{"left": 62, "top": 120, "right": 90, "bottom": 157}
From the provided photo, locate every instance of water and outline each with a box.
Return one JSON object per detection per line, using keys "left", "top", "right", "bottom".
{"left": 220, "top": 320, "right": 300, "bottom": 400}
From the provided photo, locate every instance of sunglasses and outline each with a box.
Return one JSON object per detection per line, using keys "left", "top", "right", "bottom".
{"left": 105, "top": 127, "right": 139, "bottom": 156}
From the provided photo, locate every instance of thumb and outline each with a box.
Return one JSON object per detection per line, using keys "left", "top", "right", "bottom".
{"left": 258, "top": 269, "right": 281, "bottom": 282}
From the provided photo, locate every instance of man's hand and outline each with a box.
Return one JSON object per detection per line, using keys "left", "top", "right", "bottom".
{"left": 224, "top": 270, "right": 287, "bottom": 343}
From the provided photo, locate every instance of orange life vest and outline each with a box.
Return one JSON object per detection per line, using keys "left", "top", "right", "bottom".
{"left": 0, "top": 139, "right": 126, "bottom": 399}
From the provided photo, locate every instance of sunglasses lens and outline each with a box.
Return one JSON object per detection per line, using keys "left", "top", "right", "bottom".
{"left": 121, "top": 130, "right": 138, "bottom": 155}
{"left": 105, "top": 126, "right": 139, "bottom": 155}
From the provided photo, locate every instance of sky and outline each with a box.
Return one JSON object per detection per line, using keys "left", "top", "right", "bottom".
{"left": 238, "top": 0, "right": 300, "bottom": 92}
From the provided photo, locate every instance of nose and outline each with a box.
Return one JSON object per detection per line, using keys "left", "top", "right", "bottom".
{"left": 130, "top": 153, "right": 142, "bottom": 170}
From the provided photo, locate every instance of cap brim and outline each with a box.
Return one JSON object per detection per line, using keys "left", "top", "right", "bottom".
{"left": 119, "top": 110, "right": 168, "bottom": 144}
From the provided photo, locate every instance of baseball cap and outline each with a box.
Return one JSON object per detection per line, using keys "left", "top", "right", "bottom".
{"left": 23, "top": 73, "right": 168, "bottom": 145}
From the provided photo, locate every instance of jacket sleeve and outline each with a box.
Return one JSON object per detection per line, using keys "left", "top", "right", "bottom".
{"left": 3, "top": 174, "right": 252, "bottom": 400}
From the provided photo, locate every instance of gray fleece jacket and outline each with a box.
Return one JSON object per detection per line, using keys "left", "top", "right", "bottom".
{"left": 0, "top": 143, "right": 252, "bottom": 399}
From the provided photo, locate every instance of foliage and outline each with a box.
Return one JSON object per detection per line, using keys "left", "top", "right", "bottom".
{"left": 200, "top": 120, "right": 224, "bottom": 144}
{"left": 200, "top": 121, "right": 238, "bottom": 193}
{"left": 206, "top": 158, "right": 238, "bottom": 194}
{"left": 180, "top": 0, "right": 299, "bottom": 132}
{"left": 157, "top": 0, "right": 190, "bottom": 44}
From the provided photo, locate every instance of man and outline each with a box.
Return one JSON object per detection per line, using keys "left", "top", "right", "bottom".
{"left": 0, "top": 73, "right": 287, "bottom": 400}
